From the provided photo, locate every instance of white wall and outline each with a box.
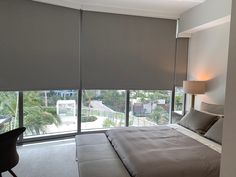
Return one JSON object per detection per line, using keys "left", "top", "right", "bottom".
{"left": 179, "top": 0, "right": 231, "bottom": 33}
{"left": 220, "top": 0, "right": 236, "bottom": 176}
{"left": 186, "top": 23, "right": 230, "bottom": 111}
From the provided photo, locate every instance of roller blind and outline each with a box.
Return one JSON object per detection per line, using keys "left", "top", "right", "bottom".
{"left": 81, "top": 11, "right": 177, "bottom": 90}
{"left": 175, "top": 38, "right": 189, "bottom": 86}
{"left": 0, "top": 0, "right": 80, "bottom": 91}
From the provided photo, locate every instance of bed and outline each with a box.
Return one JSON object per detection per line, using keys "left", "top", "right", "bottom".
{"left": 75, "top": 102, "right": 223, "bottom": 177}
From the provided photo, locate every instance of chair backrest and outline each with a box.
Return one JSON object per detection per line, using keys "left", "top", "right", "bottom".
{"left": 0, "top": 127, "right": 26, "bottom": 172}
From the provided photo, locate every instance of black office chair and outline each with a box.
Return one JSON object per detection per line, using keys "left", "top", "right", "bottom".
{"left": 0, "top": 127, "right": 26, "bottom": 177}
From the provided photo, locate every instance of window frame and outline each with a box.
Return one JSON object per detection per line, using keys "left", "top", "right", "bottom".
{"left": 0, "top": 88, "right": 182, "bottom": 144}
{"left": 173, "top": 87, "right": 186, "bottom": 116}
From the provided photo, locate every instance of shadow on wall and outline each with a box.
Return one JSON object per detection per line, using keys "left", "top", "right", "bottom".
{"left": 207, "top": 74, "right": 226, "bottom": 92}
{"left": 186, "top": 74, "right": 226, "bottom": 111}
{"left": 205, "top": 74, "right": 226, "bottom": 104}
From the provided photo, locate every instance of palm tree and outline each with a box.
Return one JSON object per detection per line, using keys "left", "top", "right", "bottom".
{"left": 23, "top": 91, "right": 61, "bottom": 136}
{"left": 0, "top": 91, "right": 61, "bottom": 135}
{"left": 82, "top": 90, "right": 96, "bottom": 116}
{"left": 24, "top": 106, "right": 60, "bottom": 135}
{"left": 0, "top": 92, "right": 18, "bottom": 131}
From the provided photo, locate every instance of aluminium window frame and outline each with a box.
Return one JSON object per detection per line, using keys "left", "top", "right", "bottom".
{"left": 15, "top": 89, "right": 177, "bottom": 144}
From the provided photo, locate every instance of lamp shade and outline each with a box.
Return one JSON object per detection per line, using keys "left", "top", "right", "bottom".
{"left": 183, "top": 81, "right": 207, "bottom": 94}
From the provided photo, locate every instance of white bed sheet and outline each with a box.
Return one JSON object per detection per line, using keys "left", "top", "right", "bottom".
{"left": 168, "top": 124, "right": 222, "bottom": 153}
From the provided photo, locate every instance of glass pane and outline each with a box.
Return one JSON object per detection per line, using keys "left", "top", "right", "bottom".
{"left": 23, "top": 90, "right": 78, "bottom": 138}
{"left": 174, "top": 87, "right": 185, "bottom": 113}
{"left": 129, "top": 90, "right": 171, "bottom": 126}
{"left": 82, "top": 90, "right": 126, "bottom": 131}
{"left": 172, "top": 87, "right": 185, "bottom": 123}
{"left": 0, "top": 92, "right": 19, "bottom": 133}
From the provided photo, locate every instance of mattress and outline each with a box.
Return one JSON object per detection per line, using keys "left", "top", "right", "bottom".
{"left": 76, "top": 124, "right": 222, "bottom": 177}
{"left": 75, "top": 133, "right": 131, "bottom": 177}
{"left": 106, "top": 125, "right": 221, "bottom": 177}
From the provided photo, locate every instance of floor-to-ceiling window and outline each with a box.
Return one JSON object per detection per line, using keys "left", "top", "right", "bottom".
{"left": 81, "top": 90, "right": 126, "bottom": 131}
{"left": 0, "top": 91, "right": 19, "bottom": 133}
{"left": 129, "top": 90, "right": 172, "bottom": 126}
{"left": 174, "top": 87, "right": 185, "bottom": 114}
{"left": 23, "top": 90, "right": 78, "bottom": 138}
{"left": 172, "top": 87, "right": 185, "bottom": 123}
{"left": 0, "top": 89, "right": 182, "bottom": 142}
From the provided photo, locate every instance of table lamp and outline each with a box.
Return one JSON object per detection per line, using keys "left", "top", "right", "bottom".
{"left": 183, "top": 80, "right": 207, "bottom": 109}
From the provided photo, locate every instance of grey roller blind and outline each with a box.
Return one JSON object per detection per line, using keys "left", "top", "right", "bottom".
{"left": 81, "top": 11, "right": 177, "bottom": 90}
{"left": 0, "top": 0, "right": 80, "bottom": 91}
{"left": 175, "top": 38, "right": 189, "bottom": 86}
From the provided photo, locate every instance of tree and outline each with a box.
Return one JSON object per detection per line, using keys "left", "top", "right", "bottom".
{"left": 0, "top": 92, "right": 18, "bottom": 132}
{"left": 82, "top": 90, "right": 97, "bottom": 117}
{"left": 103, "top": 118, "right": 115, "bottom": 128}
{"left": 82, "top": 90, "right": 96, "bottom": 107}
{"left": 0, "top": 91, "right": 61, "bottom": 135}
{"left": 130, "top": 90, "right": 170, "bottom": 104}
{"left": 24, "top": 106, "right": 60, "bottom": 135}
{"left": 175, "top": 95, "right": 183, "bottom": 111}
{"left": 100, "top": 90, "right": 126, "bottom": 113}
{"left": 148, "top": 106, "right": 169, "bottom": 125}
{"left": 23, "top": 91, "right": 61, "bottom": 136}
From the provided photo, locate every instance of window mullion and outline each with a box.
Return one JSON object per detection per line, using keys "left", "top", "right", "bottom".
{"left": 77, "top": 89, "right": 82, "bottom": 134}
{"left": 125, "top": 90, "right": 130, "bottom": 127}
{"left": 18, "top": 91, "right": 24, "bottom": 144}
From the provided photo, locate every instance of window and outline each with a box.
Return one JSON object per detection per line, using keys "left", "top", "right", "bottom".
{"left": 0, "top": 88, "right": 182, "bottom": 141}
{"left": 174, "top": 87, "right": 185, "bottom": 114}
{"left": 81, "top": 90, "right": 126, "bottom": 131}
{"left": 0, "top": 92, "right": 19, "bottom": 133}
{"left": 129, "top": 90, "right": 171, "bottom": 126}
{"left": 23, "top": 90, "right": 78, "bottom": 138}
{"left": 172, "top": 87, "right": 185, "bottom": 123}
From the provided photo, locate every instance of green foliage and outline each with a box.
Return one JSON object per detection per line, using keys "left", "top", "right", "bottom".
{"left": 24, "top": 106, "right": 60, "bottom": 135}
{"left": 103, "top": 118, "right": 115, "bottom": 128}
{"left": 43, "top": 107, "right": 57, "bottom": 116}
{"left": 130, "top": 90, "right": 170, "bottom": 104}
{"left": 0, "top": 92, "right": 17, "bottom": 117}
{"left": 47, "top": 91, "right": 77, "bottom": 106}
{"left": 1, "top": 89, "right": 172, "bottom": 134}
{"left": 0, "top": 92, "right": 18, "bottom": 132}
{"left": 82, "top": 90, "right": 96, "bottom": 107}
{"left": 175, "top": 95, "right": 183, "bottom": 111}
{"left": 100, "top": 90, "right": 125, "bottom": 112}
{"left": 23, "top": 91, "right": 44, "bottom": 107}
{"left": 82, "top": 90, "right": 171, "bottom": 126}
{"left": 0, "top": 91, "right": 62, "bottom": 135}
{"left": 148, "top": 106, "right": 169, "bottom": 125}
{"left": 82, "top": 90, "right": 126, "bottom": 113}
{"left": 23, "top": 91, "right": 61, "bottom": 135}
{"left": 81, "top": 115, "right": 97, "bottom": 122}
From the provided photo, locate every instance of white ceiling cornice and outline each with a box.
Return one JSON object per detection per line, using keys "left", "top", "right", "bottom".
{"left": 33, "top": 0, "right": 82, "bottom": 10}
{"left": 80, "top": 3, "right": 179, "bottom": 19}
{"left": 33, "top": 0, "right": 205, "bottom": 19}
{"left": 178, "top": 15, "right": 231, "bottom": 37}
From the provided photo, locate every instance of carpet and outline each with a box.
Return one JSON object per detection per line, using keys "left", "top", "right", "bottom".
{"left": 2, "top": 139, "right": 79, "bottom": 177}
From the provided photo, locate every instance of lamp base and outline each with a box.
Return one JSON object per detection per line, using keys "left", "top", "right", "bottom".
{"left": 191, "top": 94, "right": 195, "bottom": 109}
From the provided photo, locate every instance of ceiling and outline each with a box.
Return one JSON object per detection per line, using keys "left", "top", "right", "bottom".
{"left": 34, "top": 0, "right": 206, "bottom": 19}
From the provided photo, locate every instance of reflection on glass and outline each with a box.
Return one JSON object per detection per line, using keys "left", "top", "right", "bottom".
{"left": 81, "top": 90, "right": 126, "bottom": 131}
{"left": 129, "top": 90, "right": 171, "bottom": 126}
{"left": 0, "top": 92, "right": 19, "bottom": 133}
{"left": 23, "top": 90, "right": 77, "bottom": 137}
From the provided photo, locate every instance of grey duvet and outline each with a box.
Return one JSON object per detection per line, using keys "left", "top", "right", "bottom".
{"left": 106, "top": 126, "right": 220, "bottom": 177}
